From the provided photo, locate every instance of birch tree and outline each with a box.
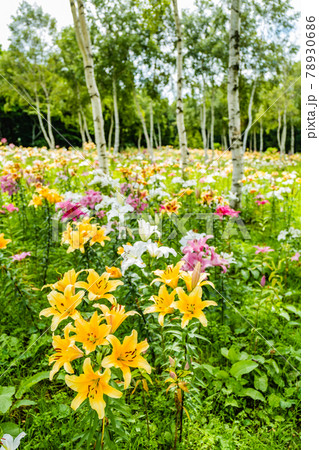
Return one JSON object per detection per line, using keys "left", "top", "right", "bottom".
{"left": 172, "top": 0, "right": 188, "bottom": 170}
{"left": 228, "top": 0, "right": 243, "bottom": 209}
{"left": 242, "top": 80, "right": 256, "bottom": 153}
{"left": 69, "top": 0, "right": 108, "bottom": 173}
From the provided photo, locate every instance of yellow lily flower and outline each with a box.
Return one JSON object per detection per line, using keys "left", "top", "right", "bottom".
{"left": 40, "top": 285, "right": 84, "bottom": 331}
{"left": 89, "top": 225, "right": 111, "bottom": 247}
{"left": 28, "top": 194, "right": 42, "bottom": 207}
{"left": 94, "top": 303, "right": 138, "bottom": 333}
{"left": 65, "top": 357, "right": 122, "bottom": 419}
{"left": 77, "top": 269, "right": 123, "bottom": 302}
{"left": 152, "top": 261, "right": 184, "bottom": 288}
{"left": 71, "top": 311, "right": 112, "bottom": 354}
{"left": 0, "top": 233, "right": 11, "bottom": 249}
{"left": 49, "top": 323, "right": 83, "bottom": 380}
{"left": 179, "top": 271, "right": 215, "bottom": 292}
{"left": 43, "top": 269, "right": 83, "bottom": 293}
{"left": 144, "top": 285, "right": 176, "bottom": 326}
{"left": 174, "top": 286, "right": 217, "bottom": 328}
{"left": 61, "top": 223, "right": 90, "bottom": 253}
{"left": 102, "top": 330, "right": 151, "bottom": 389}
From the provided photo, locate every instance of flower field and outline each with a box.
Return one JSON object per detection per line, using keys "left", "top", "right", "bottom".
{"left": 0, "top": 145, "right": 300, "bottom": 449}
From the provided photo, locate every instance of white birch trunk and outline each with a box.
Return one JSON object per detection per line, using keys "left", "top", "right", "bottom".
{"left": 113, "top": 76, "right": 120, "bottom": 155}
{"left": 201, "top": 91, "right": 208, "bottom": 163}
{"left": 253, "top": 128, "right": 257, "bottom": 152}
{"left": 242, "top": 80, "right": 256, "bottom": 153}
{"left": 70, "top": 0, "right": 108, "bottom": 173}
{"left": 172, "top": 0, "right": 188, "bottom": 170}
{"left": 134, "top": 91, "right": 154, "bottom": 162}
{"left": 78, "top": 111, "right": 86, "bottom": 146}
{"left": 259, "top": 118, "right": 263, "bottom": 152}
{"left": 277, "top": 111, "right": 282, "bottom": 152}
{"left": 157, "top": 122, "right": 162, "bottom": 151}
{"left": 108, "top": 111, "right": 114, "bottom": 153}
{"left": 228, "top": 0, "right": 243, "bottom": 209}
{"left": 138, "top": 129, "right": 142, "bottom": 154}
{"left": 210, "top": 90, "right": 215, "bottom": 161}
{"left": 290, "top": 123, "right": 295, "bottom": 155}
{"left": 82, "top": 111, "right": 92, "bottom": 142}
{"left": 35, "top": 94, "right": 52, "bottom": 148}
{"left": 280, "top": 104, "right": 287, "bottom": 156}
{"left": 149, "top": 100, "right": 154, "bottom": 151}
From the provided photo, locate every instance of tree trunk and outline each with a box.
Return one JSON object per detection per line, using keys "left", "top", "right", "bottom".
{"left": 113, "top": 76, "right": 120, "bottom": 155}
{"left": 108, "top": 111, "right": 114, "bottom": 153}
{"left": 253, "top": 128, "right": 257, "bottom": 152}
{"left": 210, "top": 90, "right": 215, "bottom": 161}
{"left": 277, "top": 111, "right": 282, "bottom": 152}
{"left": 259, "top": 118, "right": 263, "bottom": 152}
{"left": 280, "top": 104, "right": 287, "bottom": 156}
{"left": 35, "top": 94, "right": 52, "bottom": 148}
{"left": 138, "top": 129, "right": 142, "bottom": 154}
{"left": 201, "top": 90, "right": 208, "bottom": 163}
{"left": 78, "top": 111, "right": 86, "bottom": 146}
{"left": 228, "top": 0, "right": 243, "bottom": 209}
{"left": 172, "top": 0, "right": 188, "bottom": 170}
{"left": 157, "top": 122, "right": 162, "bottom": 151}
{"left": 249, "top": 134, "right": 252, "bottom": 152}
{"left": 82, "top": 110, "right": 92, "bottom": 142}
{"left": 290, "top": 122, "right": 295, "bottom": 155}
{"left": 242, "top": 80, "right": 256, "bottom": 153}
{"left": 223, "top": 132, "right": 228, "bottom": 151}
{"left": 70, "top": 0, "right": 108, "bottom": 173}
{"left": 149, "top": 100, "right": 154, "bottom": 151}
{"left": 134, "top": 91, "right": 154, "bottom": 161}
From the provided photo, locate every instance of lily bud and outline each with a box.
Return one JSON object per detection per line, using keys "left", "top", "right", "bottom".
{"left": 192, "top": 262, "right": 201, "bottom": 289}
{"left": 260, "top": 275, "right": 266, "bottom": 287}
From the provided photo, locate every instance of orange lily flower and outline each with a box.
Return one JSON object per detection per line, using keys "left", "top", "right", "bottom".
{"left": 71, "top": 311, "right": 111, "bottom": 354}
{"left": 49, "top": 323, "right": 83, "bottom": 380}
{"left": 102, "top": 330, "right": 151, "bottom": 389}
{"left": 105, "top": 266, "right": 122, "bottom": 278}
{"left": 144, "top": 285, "right": 176, "bottom": 326}
{"left": 0, "top": 233, "right": 11, "bottom": 249}
{"left": 174, "top": 286, "right": 217, "bottom": 328}
{"left": 65, "top": 358, "right": 122, "bottom": 419}
{"left": 40, "top": 285, "right": 84, "bottom": 331}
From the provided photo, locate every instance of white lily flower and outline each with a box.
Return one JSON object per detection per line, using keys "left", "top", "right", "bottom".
{"left": 146, "top": 241, "right": 177, "bottom": 259}
{"left": 138, "top": 219, "right": 161, "bottom": 242}
{"left": 1, "top": 432, "right": 26, "bottom": 450}
{"left": 120, "top": 241, "right": 147, "bottom": 274}
{"left": 179, "top": 231, "right": 207, "bottom": 249}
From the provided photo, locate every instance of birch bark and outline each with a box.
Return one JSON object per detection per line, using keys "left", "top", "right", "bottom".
{"left": 242, "top": 80, "right": 256, "bottom": 153}
{"left": 113, "top": 76, "right": 120, "bottom": 155}
{"left": 228, "top": 0, "right": 243, "bottom": 208}
{"left": 172, "top": 0, "right": 188, "bottom": 170}
{"left": 70, "top": 0, "right": 108, "bottom": 173}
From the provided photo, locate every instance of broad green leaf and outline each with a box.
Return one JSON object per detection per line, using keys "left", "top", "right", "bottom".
{"left": 16, "top": 371, "right": 50, "bottom": 399}
{"left": 239, "top": 388, "right": 265, "bottom": 401}
{"left": 201, "top": 364, "right": 215, "bottom": 375}
{"left": 230, "top": 360, "right": 258, "bottom": 379}
{"left": 215, "top": 370, "right": 229, "bottom": 380}
{"left": 228, "top": 347, "right": 241, "bottom": 363}
{"left": 0, "top": 422, "right": 23, "bottom": 437}
{"left": 0, "top": 386, "right": 15, "bottom": 414}
{"left": 225, "top": 397, "right": 239, "bottom": 408}
{"left": 268, "top": 393, "right": 281, "bottom": 408}
{"left": 221, "top": 347, "right": 229, "bottom": 359}
{"left": 13, "top": 399, "right": 37, "bottom": 409}
{"left": 241, "top": 269, "right": 249, "bottom": 281}
{"left": 254, "top": 374, "right": 268, "bottom": 392}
